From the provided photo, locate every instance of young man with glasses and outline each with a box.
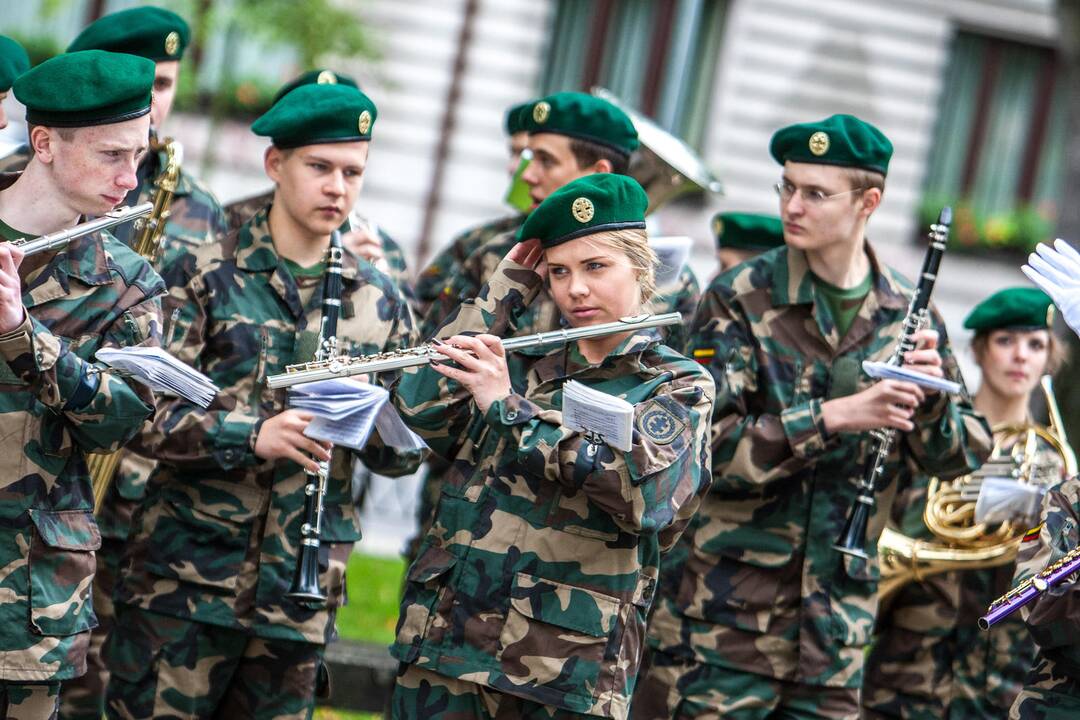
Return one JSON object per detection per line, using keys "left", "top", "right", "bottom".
{"left": 632, "top": 114, "right": 992, "bottom": 720}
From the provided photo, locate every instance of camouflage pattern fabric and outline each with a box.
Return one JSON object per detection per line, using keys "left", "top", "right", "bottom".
{"left": 390, "top": 255, "right": 715, "bottom": 719}
{"left": 224, "top": 188, "right": 416, "bottom": 303}
{"left": 0, "top": 176, "right": 164, "bottom": 684}
{"left": 644, "top": 244, "right": 992, "bottom": 701}
{"left": 421, "top": 229, "right": 700, "bottom": 347}
{"left": 112, "top": 207, "right": 423, "bottom": 650}
{"left": 104, "top": 605, "right": 324, "bottom": 720}
{"left": 392, "top": 664, "right": 598, "bottom": 719}
{"left": 414, "top": 213, "right": 525, "bottom": 316}
{"left": 1008, "top": 477, "right": 1080, "bottom": 718}
{"left": 629, "top": 647, "right": 860, "bottom": 720}
{"left": 865, "top": 438, "right": 1067, "bottom": 719}
{"left": 0, "top": 682, "right": 60, "bottom": 720}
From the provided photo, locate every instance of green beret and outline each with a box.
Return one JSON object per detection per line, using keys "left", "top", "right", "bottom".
{"left": 963, "top": 287, "right": 1055, "bottom": 332}
{"left": 713, "top": 212, "right": 784, "bottom": 251}
{"left": 770, "top": 113, "right": 893, "bottom": 175}
{"left": 271, "top": 69, "right": 359, "bottom": 106}
{"left": 524, "top": 92, "right": 639, "bottom": 156}
{"left": 252, "top": 83, "right": 377, "bottom": 148}
{"left": 68, "top": 6, "right": 190, "bottom": 61}
{"left": 14, "top": 50, "right": 154, "bottom": 127}
{"left": 518, "top": 173, "right": 647, "bottom": 249}
{"left": 504, "top": 101, "right": 530, "bottom": 136}
{"left": 0, "top": 36, "right": 30, "bottom": 93}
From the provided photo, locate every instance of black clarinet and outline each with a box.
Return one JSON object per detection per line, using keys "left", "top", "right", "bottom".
{"left": 287, "top": 230, "right": 344, "bottom": 605}
{"left": 833, "top": 207, "right": 952, "bottom": 559}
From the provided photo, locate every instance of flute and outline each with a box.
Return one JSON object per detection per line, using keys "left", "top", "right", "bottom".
{"left": 267, "top": 312, "right": 683, "bottom": 389}
{"left": 11, "top": 203, "right": 154, "bottom": 256}
{"left": 980, "top": 543, "right": 1080, "bottom": 629}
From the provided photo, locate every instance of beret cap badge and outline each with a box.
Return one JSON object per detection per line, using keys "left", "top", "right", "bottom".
{"left": 533, "top": 101, "right": 550, "bottom": 124}
{"left": 164, "top": 31, "right": 180, "bottom": 56}
{"left": 1048, "top": 304, "right": 1056, "bottom": 327}
{"left": 358, "top": 110, "right": 372, "bottom": 135}
{"left": 809, "top": 131, "right": 830, "bottom": 156}
{"left": 571, "top": 197, "right": 594, "bottom": 223}
{"left": 317, "top": 70, "right": 338, "bottom": 84}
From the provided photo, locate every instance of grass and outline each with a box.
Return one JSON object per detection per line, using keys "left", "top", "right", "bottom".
{"left": 314, "top": 710, "right": 381, "bottom": 720}
{"left": 335, "top": 552, "right": 407, "bottom": 646}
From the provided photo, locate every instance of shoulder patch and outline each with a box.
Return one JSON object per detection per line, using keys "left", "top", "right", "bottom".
{"left": 1022, "top": 523, "right": 1043, "bottom": 543}
{"left": 637, "top": 402, "right": 684, "bottom": 445}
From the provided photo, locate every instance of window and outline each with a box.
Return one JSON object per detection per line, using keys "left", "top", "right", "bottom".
{"left": 541, "top": 0, "right": 726, "bottom": 151}
{"left": 923, "top": 31, "right": 1065, "bottom": 216}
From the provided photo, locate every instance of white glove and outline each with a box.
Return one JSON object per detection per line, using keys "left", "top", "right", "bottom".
{"left": 1023, "top": 239, "right": 1080, "bottom": 336}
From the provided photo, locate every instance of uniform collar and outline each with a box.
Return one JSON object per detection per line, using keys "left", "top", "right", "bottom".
{"left": 771, "top": 242, "right": 908, "bottom": 312}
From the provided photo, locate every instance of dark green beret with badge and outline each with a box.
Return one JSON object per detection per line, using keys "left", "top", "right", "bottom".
{"left": 252, "top": 83, "right": 377, "bottom": 148}
{"left": 272, "top": 68, "right": 359, "bottom": 106}
{"left": 14, "top": 50, "right": 154, "bottom": 127}
{"left": 0, "top": 36, "right": 30, "bottom": 93}
{"left": 524, "top": 92, "right": 639, "bottom": 156}
{"left": 963, "top": 287, "right": 1055, "bottom": 332}
{"left": 68, "top": 6, "right": 190, "bottom": 61}
{"left": 713, "top": 212, "right": 784, "bottom": 251}
{"left": 517, "top": 173, "right": 647, "bottom": 248}
{"left": 504, "top": 101, "right": 530, "bottom": 136}
{"left": 770, "top": 113, "right": 893, "bottom": 175}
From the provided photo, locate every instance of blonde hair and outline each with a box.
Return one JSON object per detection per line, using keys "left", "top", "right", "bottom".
{"left": 586, "top": 228, "right": 658, "bottom": 305}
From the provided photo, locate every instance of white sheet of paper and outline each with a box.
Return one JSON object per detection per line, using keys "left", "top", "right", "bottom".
{"left": 862, "top": 361, "right": 961, "bottom": 395}
{"left": 292, "top": 380, "right": 426, "bottom": 452}
{"left": 561, "top": 379, "right": 634, "bottom": 452}
{"left": 96, "top": 345, "right": 218, "bottom": 407}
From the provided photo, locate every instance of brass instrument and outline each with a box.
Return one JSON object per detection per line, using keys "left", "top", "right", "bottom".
{"left": 88, "top": 137, "right": 183, "bottom": 513}
{"left": 876, "top": 375, "right": 1076, "bottom": 600}
{"left": 266, "top": 312, "right": 682, "bottom": 390}
{"left": 591, "top": 88, "right": 722, "bottom": 213}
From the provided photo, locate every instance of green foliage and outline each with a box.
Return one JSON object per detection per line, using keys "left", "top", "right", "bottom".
{"left": 918, "top": 195, "right": 1054, "bottom": 255}
{"left": 4, "top": 32, "right": 62, "bottom": 67}
{"left": 335, "top": 552, "right": 405, "bottom": 646}
{"left": 173, "top": 73, "right": 279, "bottom": 119}
{"left": 313, "top": 710, "right": 381, "bottom": 720}
{"left": 231, "top": 0, "right": 379, "bottom": 69}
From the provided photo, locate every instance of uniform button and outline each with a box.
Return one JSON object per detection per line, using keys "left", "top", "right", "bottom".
{"left": 505, "top": 409, "right": 518, "bottom": 421}
{"left": 223, "top": 449, "right": 236, "bottom": 461}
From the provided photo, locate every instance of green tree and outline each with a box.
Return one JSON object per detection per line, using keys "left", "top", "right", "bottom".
{"left": 231, "top": 0, "right": 379, "bottom": 69}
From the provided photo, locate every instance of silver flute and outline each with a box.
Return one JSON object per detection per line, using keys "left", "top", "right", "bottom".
{"left": 11, "top": 203, "right": 154, "bottom": 256}
{"left": 267, "top": 311, "right": 683, "bottom": 389}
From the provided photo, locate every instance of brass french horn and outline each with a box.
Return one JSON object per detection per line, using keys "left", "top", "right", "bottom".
{"left": 876, "top": 375, "right": 1077, "bottom": 600}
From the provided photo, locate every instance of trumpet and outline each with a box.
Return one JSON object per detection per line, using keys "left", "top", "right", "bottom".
{"left": 11, "top": 203, "right": 154, "bottom": 256}
{"left": 266, "top": 312, "right": 683, "bottom": 390}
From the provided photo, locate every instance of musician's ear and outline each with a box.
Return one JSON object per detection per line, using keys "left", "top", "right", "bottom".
{"left": 264, "top": 145, "right": 286, "bottom": 184}
{"left": 28, "top": 124, "right": 60, "bottom": 164}
{"left": 859, "top": 187, "right": 883, "bottom": 216}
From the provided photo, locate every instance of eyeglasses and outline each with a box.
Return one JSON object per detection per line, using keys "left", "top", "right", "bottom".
{"left": 774, "top": 181, "right": 864, "bottom": 206}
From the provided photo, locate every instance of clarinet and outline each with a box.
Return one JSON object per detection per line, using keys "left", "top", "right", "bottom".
{"left": 980, "top": 543, "right": 1080, "bottom": 629}
{"left": 833, "top": 207, "right": 952, "bottom": 559}
{"left": 286, "top": 230, "right": 344, "bottom": 605}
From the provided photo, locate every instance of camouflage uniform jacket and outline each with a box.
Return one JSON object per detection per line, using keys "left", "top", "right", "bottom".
{"left": 1009, "top": 476, "right": 1080, "bottom": 715}
{"left": 647, "top": 243, "right": 992, "bottom": 689}
{"left": 98, "top": 139, "right": 229, "bottom": 544}
{"left": 866, "top": 438, "right": 1067, "bottom": 718}
{"left": 115, "top": 208, "right": 423, "bottom": 645}
{"left": 414, "top": 213, "right": 525, "bottom": 315}
{"left": 0, "top": 178, "right": 164, "bottom": 681}
{"left": 391, "top": 257, "right": 715, "bottom": 720}
{"left": 422, "top": 228, "right": 700, "bottom": 349}
{"left": 224, "top": 188, "right": 415, "bottom": 304}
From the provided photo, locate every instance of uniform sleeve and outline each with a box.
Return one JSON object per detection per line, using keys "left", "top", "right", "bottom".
{"left": 133, "top": 270, "right": 264, "bottom": 471}
{"left": 394, "top": 256, "right": 543, "bottom": 461}
{"left": 686, "top": 286, "right": 833, "bottom": 492}
{"left": 1015, "top": 481, "right": 1080, "bottom": 658}
{"left": 353, "top": 281, "right": 426, "bottom": 476}
{"left": 900, "top": 315, "right": 992, "bottom": 479}
{"left": 482, "top": 367, "right": 714, "bottom": 543}
{"left": 0, "top": 290, "right": 161, "bottom": 453}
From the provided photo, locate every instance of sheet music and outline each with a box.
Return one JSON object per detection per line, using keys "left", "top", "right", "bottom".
{"left": 291, "top": 378, "right": 426, "bottom": 451}
{"left": 561, "top": 379, "right": 634, "bottom": 452}
{"left": 95, "top": 346, "right": 218, "bottom": 407}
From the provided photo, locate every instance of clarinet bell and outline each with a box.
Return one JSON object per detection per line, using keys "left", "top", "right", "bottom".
{"left": 833, "top": 501, "right": 871, "bottom": 560}
{"left": 286, "top": 544, "right": 327, "bottom": 607}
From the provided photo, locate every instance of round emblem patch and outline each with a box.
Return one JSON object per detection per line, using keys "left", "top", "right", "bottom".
{"left": 317, "top": 70, "right": 338, "bottom": 85}
{"left": 358, "top": 110, "right": 372, "bottom": 135}
{"left": 808, "top": 131, "right": 830, "bottom": 156}
{"left": 164, "top": 31, "right": 181, "bottom": 57}
{"left": 637, "top": 404, "right": 683, "bottom": 445}
{"left": 533, "top": 101, "right": 551, "bottom": 124}
{"left": 571, "top": 197, "right": 594, "bottom": 223}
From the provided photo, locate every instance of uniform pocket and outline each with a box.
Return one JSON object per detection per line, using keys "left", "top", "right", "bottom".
{"left": 676, "top": 547, "right": 793, "bottom": 634}
{"left": 497, "top": 572, "right": 620, "bottom": 705}
{"left": 394, "top": 544, "right": 458, "bottom": 660}
{"left": 28, "top": 509, "right": 101, "bottom": 636}
{"left": 827, "top": 553, "right": 881, "bottom": 647}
